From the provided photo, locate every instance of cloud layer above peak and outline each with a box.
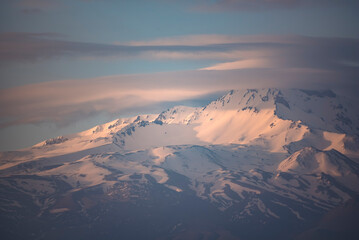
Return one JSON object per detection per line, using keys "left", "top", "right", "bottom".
{"left": 1, "top": 33, "right": 358, "bottom": 72}
{"left": 0, "top": 33, "right": 358, "bottom": 129}
{"left": 1, "top": 67, "right": 358, "bottom": 129}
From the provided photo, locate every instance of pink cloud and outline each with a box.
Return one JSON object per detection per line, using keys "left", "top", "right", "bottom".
{"left": 1, "top": 67, "right": 357, "bottom": 129}
{"left": 200, "top": 58, "right": 277, "bottom": 70}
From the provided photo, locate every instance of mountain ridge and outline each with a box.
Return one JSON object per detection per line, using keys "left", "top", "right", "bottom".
{"left": 1, "top": 88, "right": 359, "bottom": 239}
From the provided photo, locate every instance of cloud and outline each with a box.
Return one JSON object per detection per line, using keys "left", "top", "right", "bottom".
{"left": 146, "top": 35, "right": 359, "bottom": 73}
{"left": 124, "top": 34, "right": 288, "bottom": 46}
{"left": 0, "top": 32, "right": 140, "bottom": 63}
{"left": 200, "top": 58, "right": 276, "bottom": 70}
{"left": 0, "top": 67, "right": 358, "bottom": 129}
{"left": 0, "top": 76, "right": 212, "bottom": 128}
{"left": 0, "top": 32, "right": 251, "bottom": 63}
{"left": 192, "top": 0, "right": 359, "bottom": 12}
{"left": 2, "top": 33, "right": 359, "bottom": 73}
{"left": 1, "top": 33, "right": 358, "bottom": 128}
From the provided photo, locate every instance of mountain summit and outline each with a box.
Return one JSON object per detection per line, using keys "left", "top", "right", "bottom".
{"left": 1, "top": 88, "right": 359, "bottom": 239}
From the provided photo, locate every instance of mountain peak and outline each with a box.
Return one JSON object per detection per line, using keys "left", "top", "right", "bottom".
{"left": 204, "top": 88, "right": 281, "bottom": 112}
{"left": 1, "top": 88, "right": 359, "bottom": 240}
{"left": 204, "top": 88, "right": 357, "bottom": 136}
{"left": 155, "top": 105, "right": 198, "bottom": 124}
{"left": 278, "top": 147, "right": 359, "bottom": 179}
{"left": 21, "top": 88, "right": 358, "bottom": 158}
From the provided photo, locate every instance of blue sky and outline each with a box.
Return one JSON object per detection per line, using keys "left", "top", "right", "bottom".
{"left": 0, "top": 0, "right": 358, "bottom": 150}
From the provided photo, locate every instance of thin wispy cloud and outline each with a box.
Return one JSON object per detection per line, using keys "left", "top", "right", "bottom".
{"left": 0, "top": 76, "right": 212, "bottom": 128}
{"left": 0, "top": 32, "right": 251, "bottom": 63}
{"left": 0, "top": 68, "right": 357, "bottom": 129}
{"left": 1, "top": 33, "right": 358, "bottom": 73}
{"left": 1, "top": 33, "right": 358, "bottom": 129}
{"left": 192, "top": 0, "right": 359, "bottom": 12}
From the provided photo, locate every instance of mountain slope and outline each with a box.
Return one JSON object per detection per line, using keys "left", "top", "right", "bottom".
{"left": 1, "top": 88, "right": 359, "bottom": 240}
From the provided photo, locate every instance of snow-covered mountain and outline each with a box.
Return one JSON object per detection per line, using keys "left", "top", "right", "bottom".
{"left": 1, "top": 88, "right": 359, "bottom": 239}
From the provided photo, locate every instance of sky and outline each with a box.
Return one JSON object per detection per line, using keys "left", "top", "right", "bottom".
{"left": 0, "top": 0, "right": 359, "bottom": 151}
